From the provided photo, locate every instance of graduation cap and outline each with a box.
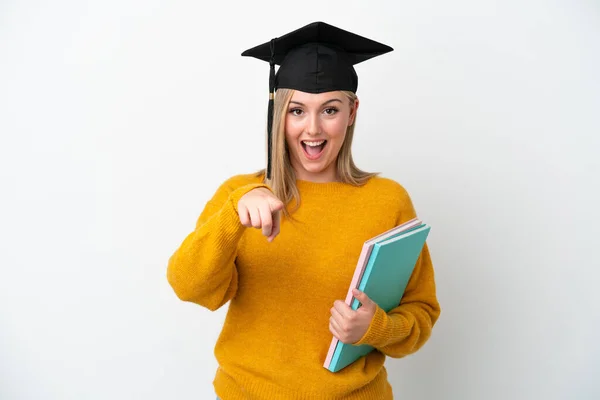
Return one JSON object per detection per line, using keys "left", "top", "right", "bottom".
{"left": 242, "top": 21, "right": 393, "bottom": 179}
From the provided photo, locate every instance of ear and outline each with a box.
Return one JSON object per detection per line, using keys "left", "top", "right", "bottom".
{"left": 348, "top": 97, "right": 360, "bottom": 126}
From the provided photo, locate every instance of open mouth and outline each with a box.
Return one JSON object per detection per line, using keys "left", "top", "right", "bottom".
{"left": 301, "top": 140, "right": 327, "bottom": 160}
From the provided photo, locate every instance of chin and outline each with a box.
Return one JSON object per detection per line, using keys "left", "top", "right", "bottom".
{"left": 302, "top": 162, "right": 332, "bottom": 175}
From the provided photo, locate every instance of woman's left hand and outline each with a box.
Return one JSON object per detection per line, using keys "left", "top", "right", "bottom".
{"left": 329, "top": 288, "right": 377, "bottom": 344}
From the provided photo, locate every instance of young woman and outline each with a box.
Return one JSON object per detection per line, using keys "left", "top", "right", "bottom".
{"left": 167, "top": 22, "right": 441, "bottom": 400}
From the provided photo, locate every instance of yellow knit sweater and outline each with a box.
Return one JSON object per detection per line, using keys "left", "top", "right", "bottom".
{"left": 167, "top": 173, "right": 440, "bottom": 399}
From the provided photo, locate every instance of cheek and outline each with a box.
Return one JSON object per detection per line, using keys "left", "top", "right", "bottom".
{"left": 324, "top": 118, "right": 348, "bottom": 139}
{"left": 285, "top": 118, "right": 303, "bottom": 140}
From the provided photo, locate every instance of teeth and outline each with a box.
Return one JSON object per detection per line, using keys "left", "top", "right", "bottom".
{"left": 302, "top": 140, "right": 325, "bottom": 147}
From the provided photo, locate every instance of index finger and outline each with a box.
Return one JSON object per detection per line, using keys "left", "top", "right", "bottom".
{"left": 333, "top": 300, "right": 354, "bottom": 319}
{"left": 267, "top": 209, "right": 281, "bottom": 242}
{"left": 258, "top": 203, "right": 273, "bottom": 237}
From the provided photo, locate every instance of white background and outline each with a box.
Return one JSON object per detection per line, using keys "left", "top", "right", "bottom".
{"left": 1, "top": 1, "right": 599, "bottom": 399}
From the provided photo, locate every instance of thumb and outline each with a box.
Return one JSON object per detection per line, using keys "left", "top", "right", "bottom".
{"left": 352, "top": 288, "right": 376, "bottom": 310}
{"left": 269, "top": 197, "right": 285, "bottom": 212}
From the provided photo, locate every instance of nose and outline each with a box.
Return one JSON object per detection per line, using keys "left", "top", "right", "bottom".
{"left": 306, "top": 113, "right": 321, "bottom": 136}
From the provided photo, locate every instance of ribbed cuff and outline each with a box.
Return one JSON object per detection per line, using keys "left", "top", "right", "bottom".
{"left": 353, "top": 305, "right": 410, "bottom": 348}
{"left": 228, "top": 183, "right": 273, "bottom": 214}
{"left": 205, "top": 183, "right": 272, "bottom": 249}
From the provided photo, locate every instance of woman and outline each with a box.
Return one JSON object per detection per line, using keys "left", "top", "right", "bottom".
{"left": 167, "top": 21, "right": 441, "bottom": 399}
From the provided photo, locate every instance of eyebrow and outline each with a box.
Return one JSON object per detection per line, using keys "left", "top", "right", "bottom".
{"left": 289, "top": 99, "right": 343, "bottom": 107}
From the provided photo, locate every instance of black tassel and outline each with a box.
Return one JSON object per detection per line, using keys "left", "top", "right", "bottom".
{"left": 266, "top": 39, "right": 276, "bottom": 180}
{"left": 266, "top": 96, "right": 273, "bottom": 180}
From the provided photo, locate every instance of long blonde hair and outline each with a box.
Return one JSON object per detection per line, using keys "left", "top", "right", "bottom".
{"left": 255, "top": 89, "right": 379, "bottom": 218}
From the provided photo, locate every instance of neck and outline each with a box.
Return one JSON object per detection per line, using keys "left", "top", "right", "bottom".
{"left": 293, "top": 166, "right": 338, "bottom": 183}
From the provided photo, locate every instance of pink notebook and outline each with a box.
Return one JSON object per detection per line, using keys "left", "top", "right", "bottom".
{"left": 323, "top": 217, "right": 422, "bottom": 369}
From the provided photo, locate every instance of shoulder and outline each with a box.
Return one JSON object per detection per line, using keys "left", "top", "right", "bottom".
{"left": 207, "top": 171, "right": 267, "bottom": 204}
{"left": 364, "top": 175, "right": 412, "bottom": 203}
{"left": 217, "top": 171, "right": 266, "bottom": 192}
{"left": 362, "top": 175, "right": 417, "bottom": 222}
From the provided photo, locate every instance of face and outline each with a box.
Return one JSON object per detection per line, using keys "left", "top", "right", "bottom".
{"left": 285, "top": 90, "right": 359, "bottom": 182}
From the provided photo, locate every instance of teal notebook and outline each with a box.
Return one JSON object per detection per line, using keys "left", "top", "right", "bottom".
{"left": 326, "top": 223, "right": 431, "bottom": 373}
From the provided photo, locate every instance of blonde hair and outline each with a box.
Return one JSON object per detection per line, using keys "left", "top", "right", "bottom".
{"left": 255, "top": 89, "right": 379, "bottom": 218}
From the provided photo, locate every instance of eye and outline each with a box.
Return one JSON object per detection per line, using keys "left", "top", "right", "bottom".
{"left": 323, "top": 107, "right": 339, "bottom": 115}
{"left": 289, "top": 108, "right": 304, "bottom": 116}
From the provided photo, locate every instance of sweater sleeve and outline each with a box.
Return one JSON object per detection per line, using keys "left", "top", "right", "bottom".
{"left": 166, "top": 178, "right": 270, "bottom": 311}
{"left": 352, "top": 188, "right": 441, "bottom": 358}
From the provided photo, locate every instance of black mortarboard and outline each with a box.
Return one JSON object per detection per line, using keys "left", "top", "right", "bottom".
{"left": 242, "top": 21, "right": 393, "bottom": 179}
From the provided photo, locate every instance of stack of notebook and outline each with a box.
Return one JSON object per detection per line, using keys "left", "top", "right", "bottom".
{"left": 323, "top": 217, "right": 431, "bottom": 373}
